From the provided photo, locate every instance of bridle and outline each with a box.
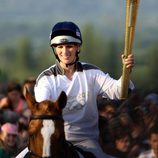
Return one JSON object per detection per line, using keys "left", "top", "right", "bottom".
{"left": 27, "top": 114, "right": 63, "bottom": 158}
{"left": 27, "top": 115, "right": 88, "bottom": 158}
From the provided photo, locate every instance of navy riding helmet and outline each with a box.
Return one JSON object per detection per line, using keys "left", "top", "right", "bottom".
{"left": 50, "top": 21, "right": 82, "bottom": 46}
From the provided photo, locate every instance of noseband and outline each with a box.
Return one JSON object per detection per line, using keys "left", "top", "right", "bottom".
{"left": 28, "top": 114, "right": 63, "bottom": 158}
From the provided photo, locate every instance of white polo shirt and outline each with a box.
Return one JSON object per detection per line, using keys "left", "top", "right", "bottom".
{"left": 34, "top": 61, "right": 134, "bottom": 142}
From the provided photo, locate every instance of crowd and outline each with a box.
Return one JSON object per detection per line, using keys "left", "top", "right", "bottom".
{"left": 0, "top": 79, "right": 158, "bottom": 158}
{"left": 97, "top": 90, "right": 158, "bottom": 158}
{"left": 0, "top": 78, "right": 35, "bottom": 158}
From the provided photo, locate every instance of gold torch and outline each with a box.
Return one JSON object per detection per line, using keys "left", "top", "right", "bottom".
{"left": 121, "top": 0, "right": 140, "bottom": 99}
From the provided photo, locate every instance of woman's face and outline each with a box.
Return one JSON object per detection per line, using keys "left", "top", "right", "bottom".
{"left": 149, "top": 133, "right": 158, "bottom": 156}
{"left": 2, "top": 132, "right": 18, "bottom": 148}
{"left": 54, "top": 44, "right": 80, "bottom": 67}
{"left": 115, "top": 136, "right": 131, "bottom": 152}
{"left": 8, "top": 90, "right": 21, "bottom": 103}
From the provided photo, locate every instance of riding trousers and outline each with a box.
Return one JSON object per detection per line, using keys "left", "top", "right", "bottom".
{"left": 72, "top": 139, "right": 116, "bottom": 158}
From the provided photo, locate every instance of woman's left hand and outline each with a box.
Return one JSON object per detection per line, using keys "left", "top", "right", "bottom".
{"left": 121, "top": 54, "right": 134, "bottom": 69}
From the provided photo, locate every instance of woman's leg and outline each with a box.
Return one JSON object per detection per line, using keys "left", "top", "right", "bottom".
{"left": 72, "top": 139, "right": 115, "bottom": 158}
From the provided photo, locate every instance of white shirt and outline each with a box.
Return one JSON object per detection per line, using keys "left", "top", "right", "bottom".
{"left": 35, "top": 61, "right": 134, "bottom": 142}
{"left": 138, "top": 149, "right": 157, "bottom": 158}
{"left": 15, "top": 147, "right": 29, "bottom": 158}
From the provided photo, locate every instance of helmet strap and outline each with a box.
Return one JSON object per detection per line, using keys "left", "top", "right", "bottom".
{"left": 52, "top": 47, "right": 60, "bottom": 61}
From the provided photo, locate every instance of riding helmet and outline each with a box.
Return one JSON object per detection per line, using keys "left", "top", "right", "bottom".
{"left": 50, "top": 21, "right": 82, "bottom": 46}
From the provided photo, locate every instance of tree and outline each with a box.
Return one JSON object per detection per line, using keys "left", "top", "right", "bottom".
{"left": 103, "top": 40, "right": 120, "bottom": 78}
{"left": 148, "top": 45, "right": 158, "bottom": 92}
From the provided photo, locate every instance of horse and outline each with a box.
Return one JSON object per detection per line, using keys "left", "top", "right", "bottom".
{"left": 22, "top": 86, "right": 96, "bottom": 158}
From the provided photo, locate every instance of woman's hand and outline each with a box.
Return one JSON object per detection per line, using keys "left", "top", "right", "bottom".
{"left": 122, "top": 54, "right": 134, "bottom": 69}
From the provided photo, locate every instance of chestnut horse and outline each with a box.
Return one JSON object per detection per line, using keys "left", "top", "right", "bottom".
{"left": 23, "top": 87, "right": 96, "bottom": 158}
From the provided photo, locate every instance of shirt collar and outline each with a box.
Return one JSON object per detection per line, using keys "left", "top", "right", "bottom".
{"left": 151, "top": 149, "right": 157, "bottom": 158}
{"left": 55, "top": 60, "right": 83, "bottom": 75}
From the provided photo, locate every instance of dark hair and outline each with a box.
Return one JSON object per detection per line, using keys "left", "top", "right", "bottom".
{"left": 114, "top": 128, "right": 131, "bottom": 141}
{"left": 97, "top": 99, "right": 117, "bottom": 111}
{"left": 7, "top": 81, "right": 22, "bottom": 93}
{"left": 148, "top": 125, "right": 158, "bottom": 139}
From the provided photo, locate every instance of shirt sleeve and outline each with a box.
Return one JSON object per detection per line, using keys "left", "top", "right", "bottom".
{"left": 34, "top": 76, "right": 52, "bottom": 102}
{"left": 95, "top": 71, "right": 134, "bottom": 99}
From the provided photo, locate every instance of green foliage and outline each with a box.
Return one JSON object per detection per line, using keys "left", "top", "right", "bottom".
{"left": 0, "top": 69, "right": 8, "bottom": 82}
{"left": 81, "top": 24, "right": 120, "bottom": 78}
{"left": 147, "top": 45, "right": 158, "bottom": 92}
{"left": 16, "top": 36, "right": 35, "bottom": 68}
{"left": 0, "top": 25, "right": 158, "bottom": 94}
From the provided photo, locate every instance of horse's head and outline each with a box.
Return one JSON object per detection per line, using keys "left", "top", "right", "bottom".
{"left": 23, "top": 86, "right": 67, "bottom": 158}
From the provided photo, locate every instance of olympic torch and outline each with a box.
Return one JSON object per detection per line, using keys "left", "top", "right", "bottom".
{"left": 121, "top": 0, "right": 140, "bottom": 99}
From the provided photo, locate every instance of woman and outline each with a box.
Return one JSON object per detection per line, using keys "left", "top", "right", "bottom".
{"left": 17, "top": 21, "right": 134, "bottom": 158}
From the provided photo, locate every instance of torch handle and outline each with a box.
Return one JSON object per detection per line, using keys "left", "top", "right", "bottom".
{"left": 121, "top": 0, "right": 140, "bottom": 99}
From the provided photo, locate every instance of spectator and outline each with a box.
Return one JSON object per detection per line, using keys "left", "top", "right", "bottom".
{"left": 107, "top": 129, "right": 132, "bottom": 158}
{"left": 0, "top": 95, "right": 19, "bottom": 124}
{"left": 97, "top": 97, "right": 118, "bottom": 121}
{"left": 0, "top": 122, "right": 21, "bottom": 157}
{"left": 7, "top": 81, "right": 29, "bottom": 118}
{"left": 0, "top": 95, "right": 13, "bottom": 110}
{"left": 97, "top": 96, "right": 118, "bottom": 152}
{"left": 138, "top": 125, "right": 158, "bottom": 158}
{"left": 18, "top": 115, "right": 29, "bottom": 149}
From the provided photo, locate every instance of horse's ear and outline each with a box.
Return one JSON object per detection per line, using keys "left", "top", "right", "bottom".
{"left": 56, "top": 91, "right": 67, "bottom": 110}
{"left": 23, "top": 85, "right": 37, "bottom": 111}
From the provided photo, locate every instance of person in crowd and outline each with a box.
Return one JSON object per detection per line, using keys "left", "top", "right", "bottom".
{"left": 97, "top": 97, "right": 118, "bottom": 121}
{"left": 0, "top": 95, "right": 13, "bottom": 110}
{"left": 97, "top": 96, "right": 118, "bottom": 152}
{"left": 0, "top": 122, "right": 21, "bottom": 158}
{"left": 7, "top": 81, "right": 30, "bottom": 119}
{"left": 107, "top": 129, "right": 132, "bottom": 158}
{"left": 16, "top": 21, "right": 134, "bottom": 158}
{"left": 18, "top": 115, "right": 29, "bottom": 149}
{"left": 138, "top": 125, "right": 158, "bottom": 158}
{"left": 0, "top": 95, "right": 19, "bottom": 125}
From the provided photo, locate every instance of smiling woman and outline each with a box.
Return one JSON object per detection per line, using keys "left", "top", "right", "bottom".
{"left": 16, "top": 21, "right": 135, "bottom": 158}
{"left": 55, "top": 44, "right": 80, "bottom": 68}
